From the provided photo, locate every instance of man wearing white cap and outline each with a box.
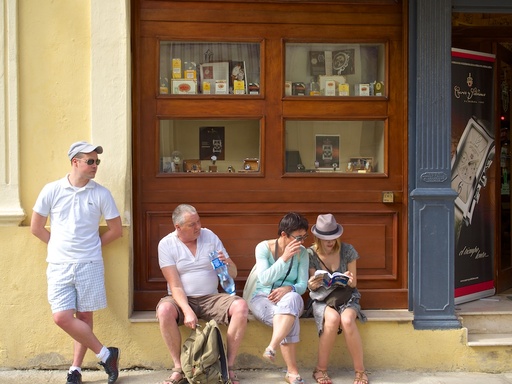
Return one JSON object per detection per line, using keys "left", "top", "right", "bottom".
{"left": 31, "top": 141, "right": 123, "bottom": 384}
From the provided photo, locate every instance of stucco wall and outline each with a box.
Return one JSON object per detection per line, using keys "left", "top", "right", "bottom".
{"left": 0, "top": 0, "right": 139, "bottom": 369}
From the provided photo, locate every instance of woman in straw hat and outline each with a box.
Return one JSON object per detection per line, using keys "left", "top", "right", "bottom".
{"left": 307, "top": 214, "right": 369, "bottom": 384}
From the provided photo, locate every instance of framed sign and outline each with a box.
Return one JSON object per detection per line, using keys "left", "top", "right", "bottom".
{"left": 200, "top": 126, "right": 225, "bottom": 160}
{"left": 315, "top": 134, "right": 340, "bottom": 168}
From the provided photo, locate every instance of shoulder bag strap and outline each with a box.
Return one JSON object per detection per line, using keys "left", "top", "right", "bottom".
{"left": 312, "top": 248, "right": 333, "bottom": 274}
{"left": 272, "top": 239, "right": 294, "bottom": 290}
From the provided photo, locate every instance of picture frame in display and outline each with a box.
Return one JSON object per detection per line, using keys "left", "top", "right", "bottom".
{"left": 315, "top": 135, "right": 340, "bottom": 168}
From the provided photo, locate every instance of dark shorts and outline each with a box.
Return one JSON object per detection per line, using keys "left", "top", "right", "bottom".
{"left": 156, "top": 293, "right": 240, "bottom": 325}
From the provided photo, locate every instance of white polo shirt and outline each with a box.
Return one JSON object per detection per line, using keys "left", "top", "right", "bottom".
{"left": 33, "top": 175, "right": 120, "bottom": 263}
{"left": 158, "top": 228, "right": 229, "bottom": 297}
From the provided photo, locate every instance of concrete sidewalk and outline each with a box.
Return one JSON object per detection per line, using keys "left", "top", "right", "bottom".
{"left": 1, "top": 368, "right": 512, "bottom": 383}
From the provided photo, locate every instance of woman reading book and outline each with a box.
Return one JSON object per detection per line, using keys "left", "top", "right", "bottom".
{"left": 307, "top": 214, "right": 369, "bottom": 384}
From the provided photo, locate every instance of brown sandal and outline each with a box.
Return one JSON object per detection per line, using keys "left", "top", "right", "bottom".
{"left": 313, "top": 368, "right": 332, "bottom": 384}
{"left": 354, "top": 370, "right": 369, "bottom": 384}
{"left": 162, "top": 368, "right": 187, "bottom": 384}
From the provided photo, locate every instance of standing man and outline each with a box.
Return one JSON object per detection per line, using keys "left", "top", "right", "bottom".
{"left": 156, "top": 204, "right": 248, "bottom": 384}
{"left": 31, "top": 141, "right": 123, "bottom": 384}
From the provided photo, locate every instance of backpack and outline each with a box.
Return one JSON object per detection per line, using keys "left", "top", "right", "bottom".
{"left": 181, "top": 319, "right": 231, "bottom": 384}
{"left": 242, "top": 264, "right": 258, "bottom": 303}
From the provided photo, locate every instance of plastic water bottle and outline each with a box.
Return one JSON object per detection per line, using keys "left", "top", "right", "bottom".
{"left": 209, "top": 249, "right": 236, "bottom": 295}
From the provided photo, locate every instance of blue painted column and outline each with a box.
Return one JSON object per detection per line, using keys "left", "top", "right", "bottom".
{"left": 408, "top": 0, "right": 461, "bottom": 329}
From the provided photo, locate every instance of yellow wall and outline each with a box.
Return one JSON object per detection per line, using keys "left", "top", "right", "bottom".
{"left": 0, "top": 0, "right": 510, "bottom": 374}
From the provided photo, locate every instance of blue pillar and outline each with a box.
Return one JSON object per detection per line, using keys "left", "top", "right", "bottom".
{"left": 408, "top": 0, "right": 460, "bottom": 329}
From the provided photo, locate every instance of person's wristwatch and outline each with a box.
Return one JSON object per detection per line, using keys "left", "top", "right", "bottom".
{"left": 291, "top": 285, "right": 296, "bottom": 292}
{"left": 451, "top": 116, "right": 495, "bottom": 243}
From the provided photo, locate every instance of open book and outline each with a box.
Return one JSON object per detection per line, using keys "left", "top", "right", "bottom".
{"left": 315, "top": 270, "right": 350, "bottom": 288}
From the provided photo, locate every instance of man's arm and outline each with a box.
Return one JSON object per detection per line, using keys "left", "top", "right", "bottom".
{"left": 161, "top": 265, "right": 198, "bottom": 328}
{"left": 101, "top": 216, "right": 123, "bottom": 246}
{"left": 30, "top": 212, "right": 50, "bottom": 244}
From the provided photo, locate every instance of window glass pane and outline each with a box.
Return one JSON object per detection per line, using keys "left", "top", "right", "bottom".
{"left": 285, "top": 120, "right": 385, "bottom": 174}
{"left": 285, "top": 43, "right": 385, "bottom": 97}
{"left": 160, "top": 42, "right": 261, "bottom": 95}
{"left": 160, "top": 119, "right": 261, "bottom": 174}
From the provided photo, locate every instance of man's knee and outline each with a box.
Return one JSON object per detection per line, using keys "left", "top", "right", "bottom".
{"left": 230, "top": 298, "right": 249, "bottom": 319}
{"left": 52, "top": 310, "right": 75, "bottom": 329}
{"left": 157, "top": 300, "right": 179, "bottom": 324}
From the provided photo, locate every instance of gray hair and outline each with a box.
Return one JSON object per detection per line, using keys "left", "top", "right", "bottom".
{"left": 172, "top": 204, "right": 197, "bottom": 226}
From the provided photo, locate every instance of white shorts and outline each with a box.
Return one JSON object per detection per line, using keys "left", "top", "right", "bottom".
{"left": 250, "top": 291, "right": 304, "bottom": 344}
{"left": 47, "top": 262, "right": 107, "bottom": 314}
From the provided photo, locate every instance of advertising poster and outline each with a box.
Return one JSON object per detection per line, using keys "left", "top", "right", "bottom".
{"left": 451, "top": 48, "right": 496, "bottom": 304}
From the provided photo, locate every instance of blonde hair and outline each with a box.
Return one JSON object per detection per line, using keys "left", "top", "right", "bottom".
{"left": 312, "top": 236, "right": 341, "bottom": 255}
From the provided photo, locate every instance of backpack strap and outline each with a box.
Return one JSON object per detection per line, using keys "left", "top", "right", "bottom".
{"left": 214, "top": 323, "right": 230, "bottom": 383}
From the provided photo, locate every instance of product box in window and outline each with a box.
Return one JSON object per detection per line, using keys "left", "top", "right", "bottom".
{"left": 234, "top": 80, "right": 246, "bottom": 94}
{"left": 355, "top": 84, "right": 370, "bottom": 96}
{"left": 248, "top": 82, "right": 260, "bottom": 95}
{"left": 319, "top": 75, "right": 346, "bottom": 96}
{"left": 338, "top": 83, "right": 350, "bottom": 96}
{"left": 374, "top": 81, "right": 384, "bottom": 96}
{"left": 284, "top": 81, "right": 292, "bottom": 96}
{"left": 172, "top": 58, "right": 182, "bottom": 79}
{"left": 184, "top": 61, "right": 197, "bottom": 79}
{"left": 292, "top": 82, "right": 306, "bottom": 96}
{"left": 171, "top": 79, "right": 197, "bottom": 94}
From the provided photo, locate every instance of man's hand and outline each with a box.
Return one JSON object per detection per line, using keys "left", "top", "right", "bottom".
{"left": 183, "top": 308, "right": 199, "bottom": 329}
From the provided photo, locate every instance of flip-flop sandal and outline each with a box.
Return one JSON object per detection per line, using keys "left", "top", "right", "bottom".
{"left": 162, "top": 368, "right": 187, "bottom": 384}
{"left": 228, "top": 367, "right": 240, "bottom": 384}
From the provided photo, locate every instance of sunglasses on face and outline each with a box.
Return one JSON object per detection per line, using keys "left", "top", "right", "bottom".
{"left": 289, "top": 234, "right": 308, "bottom": 242}
{"left": 78, "top": 158, "right": 101, "bottom": 166}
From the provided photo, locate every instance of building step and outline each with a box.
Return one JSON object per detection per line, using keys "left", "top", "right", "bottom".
{"left": 457, "top": 294, "right": 512, "bottom": 347}
{"left": 467, "top": 333, "right": 512, "bottom": 346}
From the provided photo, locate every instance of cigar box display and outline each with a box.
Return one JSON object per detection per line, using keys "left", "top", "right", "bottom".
{"left": 355, "top": 84, "right": 370, "bottom": 96}
{"left": 292, "top": 82, "right": 306, "bottom": 96}
{"left": 338, "top": 83, "right": 350, "bottom": 96}
{"left": 249, "top": 83, "right": 260, "bottom": 95}
{"left": 374, "top": 81, "right": 385, "bottom": 96}
{"left": 172, "top": 58, "right": 182, "bottom": 79}
{"left": 200, "top": 62, "right": 229, "bottom": 95}
{"left": 171, "top": 79, "right": 197, "bottom": 94}
{"left": 319, "top": 75, "right": 347, "bottom": 96}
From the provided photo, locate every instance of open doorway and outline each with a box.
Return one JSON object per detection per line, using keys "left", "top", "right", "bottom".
{"left": 453, "top": 13, "right": 512, "bottom": 293}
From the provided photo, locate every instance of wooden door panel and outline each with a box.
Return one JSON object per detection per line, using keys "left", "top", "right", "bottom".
{"left": 136, "top": 209, "right": 402, "bottom": 310}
